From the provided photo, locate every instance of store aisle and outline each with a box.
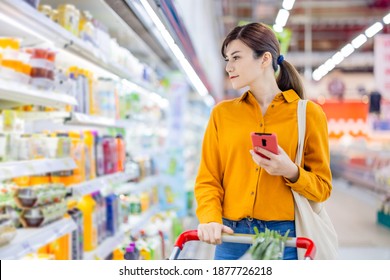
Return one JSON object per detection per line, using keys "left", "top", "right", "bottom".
{"left": 180, "top": 178, "right": 390, "bottom": 260}
{"left": 327, "top": 178, "right": 390, "bottom": 260}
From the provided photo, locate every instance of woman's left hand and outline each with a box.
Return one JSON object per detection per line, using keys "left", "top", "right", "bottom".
{"left": 249, "top": 145, "right": 299, "bottom": 182}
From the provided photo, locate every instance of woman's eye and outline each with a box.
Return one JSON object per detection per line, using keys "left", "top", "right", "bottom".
{"left": 233, "top": 56, "right": 239, "bottom": 60}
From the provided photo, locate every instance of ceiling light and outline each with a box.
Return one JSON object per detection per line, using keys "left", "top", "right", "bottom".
{"left": 312, "top": 69, "right": 323, "bottom": 81}
{"left": 273, "top": 24, "right": 284, "bottom": 33}
{"left": 324, "top": 59, "right": 335, "bottom": 72}
{"left": 331, "top": 52, "right": 344, "bottom": 65}
{"left": 340, "top": 44, "right": 354, "bottom": 57}
{"left": 275, "top": 9, "right": 290, "bottom": 27}
{"left": 365, "top": 22, "right": 383, "bottom": 38}
{"left": 282, "top": 0, "right": 296, "bottom": 11}
{"left": 384, "top": 13, "right": 390, "bottom": 24}
{"left": 351, "top": 34, "right": 367, "bottom": 49}
{"left": 139, "top": 0, "right": 208, "bottom": 96}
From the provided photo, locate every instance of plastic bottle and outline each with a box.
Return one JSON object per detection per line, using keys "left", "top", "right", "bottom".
{"left": 78, "top": 194, "right": 97, "bottom": 252}
{"left": 124, "top": 242, "right": 139, "bottom": 260}
{"left": 92, "top": 131, "right": 105, "bottom": 176}
{"left": 105, "top": 193, "right": 119, "bottom": 236}
{"left": 116, "top": 134, "right": 126, "bottom": 172}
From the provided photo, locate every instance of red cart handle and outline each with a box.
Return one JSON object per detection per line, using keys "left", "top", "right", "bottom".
{"left": 169, "top": 229, "right": 316, "bottom": 260}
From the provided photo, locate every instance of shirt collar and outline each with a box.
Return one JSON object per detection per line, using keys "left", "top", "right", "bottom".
{"left": 239, "top": 89, "right": 300, "bottom": 103}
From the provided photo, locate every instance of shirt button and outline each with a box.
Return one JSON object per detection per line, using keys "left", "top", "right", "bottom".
{"left": 271, "top": 104, "right": 275, "bottom": 108}
{"left": 251, "top": 192, "right": 254, "bottom": 195}
{"left": 260, "top": 123, "right": 263, "bottom": 127}
{"left": 256, "top": 168, "right": 259, "bottom": 171}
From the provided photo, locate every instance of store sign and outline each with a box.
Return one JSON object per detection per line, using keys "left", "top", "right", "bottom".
{"left": 374, "top": 35, "right": 390, "bottom": 99}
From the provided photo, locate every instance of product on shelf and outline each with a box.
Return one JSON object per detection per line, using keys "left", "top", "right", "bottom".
{"left": 0, "top": 213, "right": 17, "bottom": 247}
{"left": 77, "top": 194, "right": 97, "bottom": 252}
{"left": 105, "top": 193, "right": 120, "bottom": 237}
{"left": 20, "top": 200, "right": 67, "bottom": 228}
{"left": 67, "top": 200, "right": 84, "bottom": 260}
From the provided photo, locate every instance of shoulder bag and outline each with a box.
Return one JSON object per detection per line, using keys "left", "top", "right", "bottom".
{"left": 292, "top": 99, "right": 339, "bottom": 260}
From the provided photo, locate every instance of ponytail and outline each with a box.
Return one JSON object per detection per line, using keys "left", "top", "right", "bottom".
{"left": 276, "top": 60, "right": 305, "bottom": 99}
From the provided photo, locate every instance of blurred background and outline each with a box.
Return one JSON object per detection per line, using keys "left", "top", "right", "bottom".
{"left": 0, "top": 0, "right": 389, "bottom": 260}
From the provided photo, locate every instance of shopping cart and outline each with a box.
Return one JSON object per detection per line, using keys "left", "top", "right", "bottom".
{"left": 168, "top": 229, "right": 316, "bottom": 260}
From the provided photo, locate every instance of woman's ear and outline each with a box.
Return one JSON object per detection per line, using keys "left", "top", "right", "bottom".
{"left": 261, "top": 52, "right": 273, "bottom": 67}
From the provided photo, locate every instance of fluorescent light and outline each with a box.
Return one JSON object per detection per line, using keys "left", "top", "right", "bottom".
{"left": 139, "top": 0, "right": 208, "bottom": 96}
{"left": 384, "top": 13, "right": 390, "bottom": 24}
{"left": 331, "top": 52, "right": 344, "bottom": 65}
{"left": 365, "top": 22, "right": 383, "bottom": 38}
{"left": 282, "top": 0, "right": 296, "bottom": 10}
{"left": 275, "top": 9, "right": 290, "bottom": 27}
{"left": 273, "top": 24, "right": 284, "bottom": 33}
{"left": 324, "top": 59, "right": 335, "bottom": 72}
{"left": 312, "top": 69, "right": 323, "bottom": 81}
{"left": 340, "top": 44, "right": 354, "bottom": 57}
{"left": 351, "top": 34, "right": 367, "bottom": 49}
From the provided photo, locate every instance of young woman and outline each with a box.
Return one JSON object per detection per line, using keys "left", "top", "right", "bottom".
{"left": 194, "top": 22, "right": 332, "bottom": 260}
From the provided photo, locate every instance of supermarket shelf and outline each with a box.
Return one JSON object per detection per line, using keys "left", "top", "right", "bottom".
{"left": 123, "top": 205, "right": 161, "bottom": 235}
{"left": 0, "top": 0, "right": 162, "bottom": 95}
{"left": 72, "top": 171, "right": 139, "bottom": 197}
{"left": 114, "top": 175, "right": 160, "bottom": 195}
{"left": 65, "top": 112, "right": 128, "bottom": 128}
{"left": 0, "top": 157, "right": 76, "bottom": 181}
{"left": 0, "top": 218, "right": 77, "bottom": 260}
{"left": 331, "top": 161, "right": 390, "bottom": 197}
{"left": 83, "top": 230, "right": 126, "bottom": 260}
{"left": 0, "top": 80, "right": 77, "bottom": 109}
{"left": 17, "top": 111, "right": 71, "bottom": 121}
{"left": 83, "top": 205, "right": 161, "bottom": 260}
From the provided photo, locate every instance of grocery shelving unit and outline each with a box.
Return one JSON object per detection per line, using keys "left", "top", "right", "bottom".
{"left": 0, "top": 158, "right": 76, "bottom": 182}
{"left": 0, "top": 0, "right": 172, "bottom": 260}
{"left": 0, "top": 218, "right": 77, "bottom": 260}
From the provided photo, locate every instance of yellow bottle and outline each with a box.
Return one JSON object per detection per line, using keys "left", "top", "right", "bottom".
{"left": 78, "top": 194, "right": 97, "bottom": 252}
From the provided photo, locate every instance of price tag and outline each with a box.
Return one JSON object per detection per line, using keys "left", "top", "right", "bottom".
{"left": 52, "top": 226, "right": 61, "bottom": 238}
{"left": 21, "top": 241, "right": 33, "bottom": 253}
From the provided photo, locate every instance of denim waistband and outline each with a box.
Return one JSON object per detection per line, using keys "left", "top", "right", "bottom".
{"left": 222, "top": 217, "right": 295, "bottom": 234}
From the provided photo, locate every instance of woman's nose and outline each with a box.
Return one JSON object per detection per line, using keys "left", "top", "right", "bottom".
{"left": 226, "top": 62, "right": 233, "bottom": 73}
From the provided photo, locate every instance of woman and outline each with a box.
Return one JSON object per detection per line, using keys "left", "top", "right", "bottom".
{"left": 194, "top": 22, "right": 332, "bottom": 260}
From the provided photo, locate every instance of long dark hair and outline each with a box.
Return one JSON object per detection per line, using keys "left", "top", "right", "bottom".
{"left": 221, "top": 22, "right": 305, "bottom": 99}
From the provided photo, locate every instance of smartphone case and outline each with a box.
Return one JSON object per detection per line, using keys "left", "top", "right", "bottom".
{"left": 250, "top": 132, "right": 278, "bottom": 159}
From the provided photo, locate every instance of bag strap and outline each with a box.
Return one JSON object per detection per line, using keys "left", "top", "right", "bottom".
{"left": 295, "top": 99, "right": 308, "bottom": 166}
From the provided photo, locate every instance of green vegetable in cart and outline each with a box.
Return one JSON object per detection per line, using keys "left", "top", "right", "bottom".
{"left": 249, "top": 227, "right": 290, "bottom": 260}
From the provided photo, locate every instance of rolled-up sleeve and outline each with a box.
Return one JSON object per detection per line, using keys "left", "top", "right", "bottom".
{"left": 285, "top": 101, "right": 332, "bottom": 202}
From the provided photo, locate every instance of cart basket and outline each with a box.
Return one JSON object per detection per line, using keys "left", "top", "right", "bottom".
{"left": 169, "top": 229, "right": 316, "bottom": 260}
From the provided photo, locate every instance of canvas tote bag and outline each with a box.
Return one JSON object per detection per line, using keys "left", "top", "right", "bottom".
{"left": 292, "top": 99, "right": 339, "bottom": 260}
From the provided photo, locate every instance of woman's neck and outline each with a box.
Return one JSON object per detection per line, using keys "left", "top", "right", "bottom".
{"left": 250, "top": 82, "right": 281, "bottom": 107}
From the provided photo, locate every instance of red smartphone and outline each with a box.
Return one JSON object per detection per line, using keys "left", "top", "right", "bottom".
{"left": 250, "top": 132, "right": 278, "bottom": 159}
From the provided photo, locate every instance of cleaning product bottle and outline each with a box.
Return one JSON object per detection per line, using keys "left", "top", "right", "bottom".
{"left": 78, "top": 194, "right": 97, "bottom": 252}
{"left": 124, "top": 242, "right": 139, "bottom": 260}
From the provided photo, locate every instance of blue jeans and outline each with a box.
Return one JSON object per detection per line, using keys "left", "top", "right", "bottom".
{"left": 214, "top": 218, "right": 297, "bottom": 260}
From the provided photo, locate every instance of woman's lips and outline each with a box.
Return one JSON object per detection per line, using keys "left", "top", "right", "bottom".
{"left": 230, "top": 75, "right": 238, "bottom": 79}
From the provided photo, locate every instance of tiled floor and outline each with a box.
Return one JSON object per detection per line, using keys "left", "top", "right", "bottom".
{"left": 180, "top": 178, "right": 390, "bottom": 260}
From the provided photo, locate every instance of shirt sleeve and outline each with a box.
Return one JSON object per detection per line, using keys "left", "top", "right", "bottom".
{"left": 194, "top": 108, "right": 225, "bottom": 224}
{"left": 284, "top": 101, "right": 333, "bottom": 202}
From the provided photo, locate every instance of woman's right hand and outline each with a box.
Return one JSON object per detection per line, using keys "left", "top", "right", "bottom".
{"left": 197, "top": 222, "right": 234, "bottom": 245}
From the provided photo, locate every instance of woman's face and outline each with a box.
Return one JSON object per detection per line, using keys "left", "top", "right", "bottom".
{"left": 224, "top": 39, "right": 263, "bottom": 90}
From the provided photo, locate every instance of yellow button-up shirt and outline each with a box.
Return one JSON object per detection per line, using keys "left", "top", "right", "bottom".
{"left": 195, "top": 89, "right": 332, "bottom": 224}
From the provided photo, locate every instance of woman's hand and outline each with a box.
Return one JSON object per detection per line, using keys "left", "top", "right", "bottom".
{"left": 249, "top": 145, "right": 299, "bottom": 182}
{"left": 197, "top": 222, "right": 234, "bottom": 245}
